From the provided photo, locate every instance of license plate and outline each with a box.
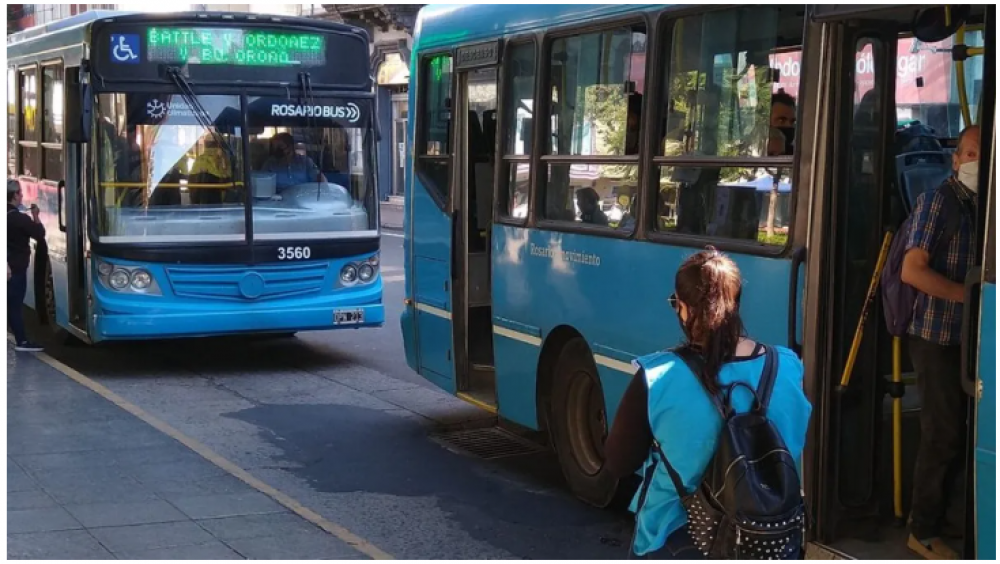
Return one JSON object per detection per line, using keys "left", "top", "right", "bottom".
{"left": 334, "top": 309, "right": 364, "bottom": 325}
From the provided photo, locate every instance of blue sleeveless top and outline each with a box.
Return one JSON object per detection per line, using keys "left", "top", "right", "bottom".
{"left": 629, "top": 346, "right": 812, "bottom": 556}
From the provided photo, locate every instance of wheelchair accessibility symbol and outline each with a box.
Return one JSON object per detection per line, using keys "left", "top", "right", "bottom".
{"left": 111, "top": 34, "right": 140, "bottom": 64}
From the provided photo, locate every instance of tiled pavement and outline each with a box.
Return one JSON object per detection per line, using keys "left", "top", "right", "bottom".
{"left": 6, "top": 346, "right": 366, "bottom": 560}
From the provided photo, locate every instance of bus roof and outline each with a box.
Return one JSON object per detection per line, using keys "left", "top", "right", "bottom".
{"left": 413, "top": 4, "right": 666, "bottom": 50}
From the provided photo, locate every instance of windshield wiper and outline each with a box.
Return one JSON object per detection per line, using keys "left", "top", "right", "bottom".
{"left": 166, "top": 68, "right": 240, "bottom": 187}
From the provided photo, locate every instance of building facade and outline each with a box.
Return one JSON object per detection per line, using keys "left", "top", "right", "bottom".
{"left": 323, "top": 5, "right": 421, "bottom": 203}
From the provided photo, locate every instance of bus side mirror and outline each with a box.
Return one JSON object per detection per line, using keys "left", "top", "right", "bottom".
{"left": 65, "top": 67, "right": 92, "bottom": 143}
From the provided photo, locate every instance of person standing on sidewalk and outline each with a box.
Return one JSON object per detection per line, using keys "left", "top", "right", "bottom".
{"left": 7, "top": 179, "right": 45, "bottom": 352}
{"left": 900, "top": 125, "right": 980, "bottom": 559}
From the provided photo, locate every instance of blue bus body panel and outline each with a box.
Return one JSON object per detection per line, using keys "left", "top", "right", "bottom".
{"left": 976, "top": 282, "right": 995, "bottom": 560}
{"left": 492, "top": 226, "right": 792, "bottom": 430}
{"left": 89, "top": 255, "right": 383, "bottom": 342}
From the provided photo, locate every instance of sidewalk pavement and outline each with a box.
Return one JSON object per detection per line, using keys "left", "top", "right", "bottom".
{"left": 6, "top": 346, "right": 366, "bottom": 560}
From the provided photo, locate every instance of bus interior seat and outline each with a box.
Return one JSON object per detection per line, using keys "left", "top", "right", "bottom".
{"left": 895, "top": 152, "right": 952, "bottom": 213}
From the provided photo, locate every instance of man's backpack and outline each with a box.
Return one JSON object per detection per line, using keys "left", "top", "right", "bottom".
{"left": 636, "top": 346, "right": 806, "bottom": 559}
{"left": 880, "top": 181, "right": 967, "bottom": 337}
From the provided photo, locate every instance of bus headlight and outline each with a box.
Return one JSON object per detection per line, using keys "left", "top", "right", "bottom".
{"left": 109, "top": 269, "right": 131, "bottom": 290}
{"left": 130, "top": 270, "right": 153, "bottom": 290}
{"left": 98, "top": 261, "right": 114, "bottom": 276}
{"left": 358, "top": 263, "right": 375, "bottom": 283}
{"left": 340, "top": 264, "right": 358, "bottom": 284}
{"left": 368, "top": 253, "right": 379, "bottom": 267}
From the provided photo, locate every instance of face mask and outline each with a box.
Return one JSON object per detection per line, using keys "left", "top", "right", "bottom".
{"left": 958, "top": 161, "right": 979, "bottom": 193}
{"left": 777, "top": 127, "right": 796, "bottom": 155}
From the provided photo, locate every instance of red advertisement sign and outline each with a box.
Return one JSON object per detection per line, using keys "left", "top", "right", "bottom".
{"left": 768, "top": 38, "right": 954, "bottom": 105}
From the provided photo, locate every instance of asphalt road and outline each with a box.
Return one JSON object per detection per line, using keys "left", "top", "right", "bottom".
{"left": 17, "top": 234, "right": 634, "bottom": 559}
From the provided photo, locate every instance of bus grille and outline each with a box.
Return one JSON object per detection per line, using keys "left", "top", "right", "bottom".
{"left": 165, "top": 263, "right": 328, "bottom": 301}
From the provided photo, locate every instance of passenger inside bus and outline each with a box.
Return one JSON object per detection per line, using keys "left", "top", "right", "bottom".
{"left": 770, "top": 89, "right": 797, "bottom": 156}
{"left": 188, "top": 139, "right": 233, "bottom": 205}
{"left": 576, "top": 187, "right": 609, "bottom": 226}
{"left": 901, "top": 124, "right": 979, "bottom": 560}
{"left": 259, "top": 132, "right": 326, "bottom": 193}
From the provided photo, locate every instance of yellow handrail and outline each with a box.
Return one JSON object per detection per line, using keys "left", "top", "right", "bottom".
{"left": 839, "top": 231, "right": 894, "bottom": 389}
{"left": 892, "top": 336, "right": 904, "bottom": 521}
{"left": 100, "top": 181, "right": 244, "bottom": 189}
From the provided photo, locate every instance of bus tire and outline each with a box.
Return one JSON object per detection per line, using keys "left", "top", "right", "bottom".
{"left": 549, "top": 337, "right": 619, "bottom": 508}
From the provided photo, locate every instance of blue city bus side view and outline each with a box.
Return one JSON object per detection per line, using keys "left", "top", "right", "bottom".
{"left": 7, "top": 11, "right": 384, "bottom": 343}
{"left": 400, "top": 3, "right": 995, "bottom": 560}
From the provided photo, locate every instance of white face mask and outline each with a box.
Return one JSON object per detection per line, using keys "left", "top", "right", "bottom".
{"left": 957, "top": 161, "right": 979, "bottom": 193}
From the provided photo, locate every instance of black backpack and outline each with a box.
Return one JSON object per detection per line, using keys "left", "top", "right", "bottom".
{"left": 636, "top": 345, "right": 806, "bottom": 559}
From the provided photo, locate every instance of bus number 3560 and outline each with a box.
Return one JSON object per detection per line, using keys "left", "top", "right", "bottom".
{"left": 277, "top": 246, "right": 312, "bottom": 260}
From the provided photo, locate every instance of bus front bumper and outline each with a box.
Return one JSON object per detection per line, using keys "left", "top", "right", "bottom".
{"left": 92, "top": 302, "right": 384, "bottom": 341}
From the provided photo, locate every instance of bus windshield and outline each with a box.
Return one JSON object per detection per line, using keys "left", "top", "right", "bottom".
{"left": 96, "top": 93, "right": 245, "bottom": 243}
{"left": 95, "top": 93, "right": 377, "bottom": 243}
{"left": 246, "top": 96, "right": 376, "bottom": 240}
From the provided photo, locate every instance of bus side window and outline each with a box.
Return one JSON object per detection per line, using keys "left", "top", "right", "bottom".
{"left": 18, "top": 67, "right": 39, "bottom": 179}
{"left": 499, "top": 41, "right": 535, "bottom": 221}
{"left": 41, "top": 63, "right": 64, "bottom": 184}
{"left": 415, "top": 54, "right": 453, "bottom": 206}
{"left": 653, "top": 6, "right": 803, "bottom": 246}
{"left": 542, "top": 25, "right": 646, "bottom": 229}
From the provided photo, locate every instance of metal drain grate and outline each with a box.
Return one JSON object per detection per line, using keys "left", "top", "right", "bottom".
{"left": 431, "top": 427, "right": 546, "bottom": 460}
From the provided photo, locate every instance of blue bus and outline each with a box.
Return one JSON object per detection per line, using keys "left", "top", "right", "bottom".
{"left": 7, "top": 11, "right": 384, "bottom": 343}
{"left": 399, "top": 4, "right": 995, "bottom": 559}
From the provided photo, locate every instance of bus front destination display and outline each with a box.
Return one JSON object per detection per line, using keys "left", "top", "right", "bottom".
{"left": 146, "top": 27, "right": 326, "bottom": 67}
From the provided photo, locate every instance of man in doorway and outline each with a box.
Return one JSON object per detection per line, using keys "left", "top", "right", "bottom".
{"left": 901, "top": 124, "right": 980, "bottom": 560}
{"left": 770, "top": 89, "right": 797, "bottom": 156}
{"left": 7, "top": 179, "right": 45, "bottom": 352}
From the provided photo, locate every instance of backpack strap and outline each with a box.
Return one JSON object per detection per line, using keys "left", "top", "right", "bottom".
{"left": 930, "top": 180, "right": 971, "bottom": 260}
{"left": 756, "top": 345, "right": 779, "bottom": 414}
{"left": 653, "top": 440, "right": 690, "bottom": 498}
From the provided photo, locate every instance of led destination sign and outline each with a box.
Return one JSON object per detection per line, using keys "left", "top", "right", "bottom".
{"left": 145, "top": 27, "right": 326, "bottom": 67}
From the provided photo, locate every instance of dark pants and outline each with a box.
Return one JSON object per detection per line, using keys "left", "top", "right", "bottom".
{"left": 629, "top": 528, "right": 703, "bottom": 560}
{"left": 7, "top": 268, "right": 28, "bottom": 343}
{"left": 908, "top": 336, "right": 968, "bottom": 540}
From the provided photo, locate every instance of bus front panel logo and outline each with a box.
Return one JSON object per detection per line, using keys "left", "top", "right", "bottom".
{"left": 111, "top": 34, "right": 141, "bottom": 64}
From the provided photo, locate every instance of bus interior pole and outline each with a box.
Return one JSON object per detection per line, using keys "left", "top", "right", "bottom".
{"left": 892, "top": 336, "right": 904, "bottom": 522}
{"left": 838, "top": 231, "right": 893, "bottom": 391}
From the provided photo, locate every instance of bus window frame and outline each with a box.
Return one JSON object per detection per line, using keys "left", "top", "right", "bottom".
{"left": 40, "top": 59, "right": 65, "bottom": 185}
{"left": 643, "top": 8, "right": 808, "bottom": 258}
{"left": 8, "top": 66, "right": 19, "bottom": 177}
{"left": 495, "top": 35, "right": 539, "bottom": 228}
{"left": 414, "top": 51, "right": 456, "bottom": 212}
{"left": 532, "top": 12, "right": 653, "bottom": 240}
{"left": 17, "top": 63, "right": 40, "bottom": 181}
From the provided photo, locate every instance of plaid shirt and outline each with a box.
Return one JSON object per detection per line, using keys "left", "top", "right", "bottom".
{"left": 905, "top": 177, "right": 977, "bottom": 345}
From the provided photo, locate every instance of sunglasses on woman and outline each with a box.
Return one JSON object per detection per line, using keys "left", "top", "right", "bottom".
{"left": 668, "top": 293, "right": 679, "bottom": 311}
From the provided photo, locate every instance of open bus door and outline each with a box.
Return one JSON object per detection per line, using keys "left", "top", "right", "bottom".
{"left": 406, "top": 52, "right": 458, "bottom": 393}
{"left": 803, "top": 5, "right": 993, "bottom": 559}
{"left": 404, "top": 44, "right": 501, "bottom": 409}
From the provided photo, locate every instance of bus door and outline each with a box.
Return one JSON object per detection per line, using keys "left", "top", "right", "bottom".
{"left": 450, "top": 44, "right": 500, "bottom": 411}
{"left": 804, "top": 5, "right": 992, "bottom": 558}
{"left": 808, "top": 19, "right": 902, "bottom": 545}
{"left": 409, "top": 53, "right": 458, "bottom": 392}
{"left": 63, "top": 66, "right": 89, "bottom": 336}
{"left": 966, "top": 126, "right": 995, "bottom": 560}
